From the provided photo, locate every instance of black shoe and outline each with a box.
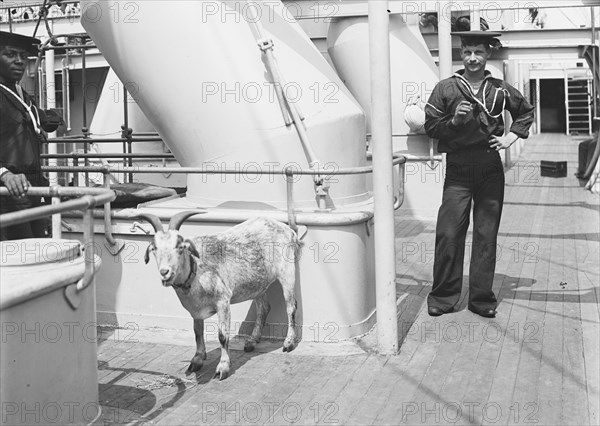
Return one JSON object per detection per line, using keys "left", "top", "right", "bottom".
{"left": 469, "top": 307, "right": 497, "bottom": 318}
{"left": 428, "top": 306, "right": 445, "bottom": 317}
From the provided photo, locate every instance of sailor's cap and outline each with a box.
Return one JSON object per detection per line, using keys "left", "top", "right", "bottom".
{"left": 451, "top": 30, "right": 502, "bottom": 38}
{"left": 451, "top": 30, "right": 502, "bottom": 49}
{"left": 0, "top": 31, "right": 41, "bottom": 56}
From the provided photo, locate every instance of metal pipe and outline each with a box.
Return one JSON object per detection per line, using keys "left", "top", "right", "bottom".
{"left": 285, "top": 168, "right": 298, "bottom": 233}
{"left": 438, "top": 1, "right": 453, "bottom": 80}
{"left": 246, "top": 6, "right": 293, "bottom": 126}
{"left": 405, "top": 156, "right": 442, "bottom": 162}
{"left": 0, "top": 190, "right": 115, "bottom": 228}
{"left": 393, "top": 163, "right": 405, "bottom": 210}
{"left": 535, "top": 78, "right": 541, "bottom": 134}
{"left": 369, "top": 0, "right": 398, "bottom": 355}
{"left": 81, "top": 48, "right": 87, "bottom": 135}
{"left": 44, "top": 44, "right": 97, "bottom": 50}
{"left": 73, "top": 157, "right": 79, "bottom": 186}
{"left": 592, "top": 6, "right": 597, "bottom": 119}
{"left": 0, "top": 186, "right": 116, "bottom": 198}
{"left": 123, "top": 84, "right": 131, "bottom": 183}
{"left": 81, "top": 47, "right": 89, "bottom": 186}
{"left": 45, "top": 46, "right": 62, "bottom": 237}
{"left": 62, "top": 56, "right": 71, "bottom": 131}
{"left": 42, "top": 155, "right": 407, "bottom": 176}
{"left": 7, "top": 3, "right": 13, "bottom": 32}
{"left": 47, "top": 137, "right": 164, "bottom": 143}
{"left": 78, "top": 208, "right": 375, "bottom": 228}
{"left": 41, "top": 153, "right": 175, "bottom": 159}
{"left": 103, "top": 172, "right": 119, "bottom": 247}
{"left": 47, "top": 186, "right": 64, "bottom": 239}
{"left": 37, "top": 63, "right": 45, "bottom": 108}
{"left": 565, "top": 70, "right": 570, "bottom": 135}
{"left": 51, "top": 195, "right": 62, "bottom": 238}
{"left": 470, "top": 6, "right": 481, "bottom": 31}
{"left": 76, "top": 206, "right": 96, "bottom": 291}
{"left": 245, "top": 3, "right": 319, "bottom": 175}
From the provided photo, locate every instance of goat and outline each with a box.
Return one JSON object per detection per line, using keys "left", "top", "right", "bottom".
{"left": 138, "top": 211, "right": 301, "bottom": 380}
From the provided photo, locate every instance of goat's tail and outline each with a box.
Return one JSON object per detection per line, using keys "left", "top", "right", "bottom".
{"left": 290, "top": 225, "right": 305, "bottom": 262}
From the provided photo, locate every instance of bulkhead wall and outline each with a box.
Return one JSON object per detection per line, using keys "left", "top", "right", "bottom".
{"left": 81, "top": 0, "right": 368, "bottom": 210}
{"left": 327, "top": 14, "right": 444, "bottom": 217}
{"left": 327, "top": 14, "right": 439, "bottom": 156}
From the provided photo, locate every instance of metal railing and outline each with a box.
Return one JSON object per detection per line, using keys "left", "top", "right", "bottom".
{"left": 41, "top": 154, "right": 408, "bottom": 234}
{"left": 0, "top": 187, "right": 116, "bottom": 294}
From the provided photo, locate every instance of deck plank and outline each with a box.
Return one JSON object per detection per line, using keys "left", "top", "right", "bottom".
{"left": 266, "top": 355, "right": 345, "bottom": 425}
{"left": 91, "top": 133, "right": 599, "bottom": 425}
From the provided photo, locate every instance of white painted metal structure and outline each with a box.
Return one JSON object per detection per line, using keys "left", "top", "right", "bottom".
{"left": 0, "top": 239, "right": 100, "bottom": 426}
{"left": 368, "top": 0, "right": 398, "bottom": 355}
{"left": 81, "top": 0, "right": 367, "bottom": 210}
{"left": 327, "top": 14, "right": 443, "bottom": 217}
{"left": 78, "top": 0, "right": 389, "bottom": 342}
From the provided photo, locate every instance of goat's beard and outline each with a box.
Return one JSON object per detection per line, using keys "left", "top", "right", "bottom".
{"left": 161, "top": 275, "right": 175, "bottom": 287}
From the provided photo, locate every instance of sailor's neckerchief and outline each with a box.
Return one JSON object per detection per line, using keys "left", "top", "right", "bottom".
{"left": 453, "top": 71, "right": 509, "bottom": 119}
{"left": 0, "top": 83, "right": 42, "bottom": 134}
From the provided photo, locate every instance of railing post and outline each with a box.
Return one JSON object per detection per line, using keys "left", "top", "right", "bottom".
{"left": 73, "top": 156, "right": 80, "bottom": 187}
{"left": 49, "top": 186, "right": 62, "bottom": 238}
{"left": 285, "top": 168, "right": 298, "bottom": 233}
{"left": 369, "top": 0, "right": 398, "bottom": 355}
{"left": 470, "top": 5, "right": 481, "bottom": 31}
{"left": 81, "top": 46, "right": 90, "bottom": 186}
{"left": 438, "top": 1, "right": 453, "bottom": 80}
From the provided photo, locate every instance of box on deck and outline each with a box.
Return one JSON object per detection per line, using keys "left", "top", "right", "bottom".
{"left": 540, "top": 161, "right": 567, "bottom": 178}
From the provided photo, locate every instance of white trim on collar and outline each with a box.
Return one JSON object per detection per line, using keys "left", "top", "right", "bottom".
{"left": 0, "top": 83, "right": 41, "bottom": 135}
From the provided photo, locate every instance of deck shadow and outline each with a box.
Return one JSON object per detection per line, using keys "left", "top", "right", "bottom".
{"left": 456, "top": 273, "right": 536, "bottom": 311}
{"left": 97, "top": 346, "right": 265, "bottom": 424}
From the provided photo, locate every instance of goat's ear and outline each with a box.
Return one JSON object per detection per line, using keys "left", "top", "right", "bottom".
{"left": 144, "top": 243, "right": 155, "bottom": 264}
{"left": 183, "top": 239, "right": 200, "bottom": 258}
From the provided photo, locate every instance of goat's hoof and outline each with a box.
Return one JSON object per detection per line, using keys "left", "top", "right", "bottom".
{"left": 214, "top": 362, "right": 230, "bottom": 380}
{"left": 185, "top": 361, "right": 203, "bottom": 375}
{"left": 244, "top": 341, "right": 256, "bottom": 352}
{"left": 282, "top": 339, "right": 297, "bottom": 353}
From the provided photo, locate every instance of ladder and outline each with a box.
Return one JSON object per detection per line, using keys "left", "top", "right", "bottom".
{"left": 565, "top": 72, "right": 592, "bottom": 135}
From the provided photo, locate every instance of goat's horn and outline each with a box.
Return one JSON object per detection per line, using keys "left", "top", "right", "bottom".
{"left": 135, "top": 213, "right": 164, "bottom": 233}
{"left": 168, "top": 210, "right": 206, "bottom": 231}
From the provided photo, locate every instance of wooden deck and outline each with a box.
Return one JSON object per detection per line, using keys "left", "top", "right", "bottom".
{"left": 95, "top": 133, "right": 599, "bottom": 425}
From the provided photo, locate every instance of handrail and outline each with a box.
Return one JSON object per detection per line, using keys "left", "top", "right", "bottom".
{"left": 0, "top": 187, "right": 116, "bottom": 293}
{"left": 43, "top": 156, "right": 408, "bottom": 233}
{"left": 0, "top": 187, "right": 115, "bottom": 227}
{"left": 42, "top": 155, "right": 407, "bottom": 176}
{"left": 46, "top": 137, "right": 164, "bottom": 143}
{"left": 41, "top": 153, "right": 175, "bottom": 159}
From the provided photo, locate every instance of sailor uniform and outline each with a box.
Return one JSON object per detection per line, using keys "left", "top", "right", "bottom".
{"left": 424, "top": 70, "right": 534, "bottom": 312}
{"left": 0, "top": 84, "right": 48, "bottom": 240}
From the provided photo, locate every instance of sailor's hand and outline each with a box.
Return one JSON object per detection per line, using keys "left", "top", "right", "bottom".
{"left": 489, "top": 133, "right": 519, "bottom": 151}
{"left": 0, "top": 172, "right": 30, "bottom": 198}
{"left": 451, "top": 101, "right": 473, "bottom": 126}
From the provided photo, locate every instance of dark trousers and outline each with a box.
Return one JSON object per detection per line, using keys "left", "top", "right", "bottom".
{"left": 0, "top": 195, "right": 47, "bottom": 241}
{"left": 428, "top": 148, "right": 505, "bottom": 312}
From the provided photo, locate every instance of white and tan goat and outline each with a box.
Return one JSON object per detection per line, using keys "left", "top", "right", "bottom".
{"left": 138, "top": 211, "right": 301, "bottom": 380}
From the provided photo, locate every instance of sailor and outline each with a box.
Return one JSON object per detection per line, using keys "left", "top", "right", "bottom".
{"left": 0, "top": 31, "right": 60, "bottom": 241}
{"left": 424, "top": 30, "right": 535, "bottom": 318}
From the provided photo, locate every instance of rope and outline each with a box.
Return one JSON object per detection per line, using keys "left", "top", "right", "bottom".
{"left": 32, "top": 0, "right": 48, "bottom": 39}
{"left": 456, "top": 74, "right": 507, "bottom": 119}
